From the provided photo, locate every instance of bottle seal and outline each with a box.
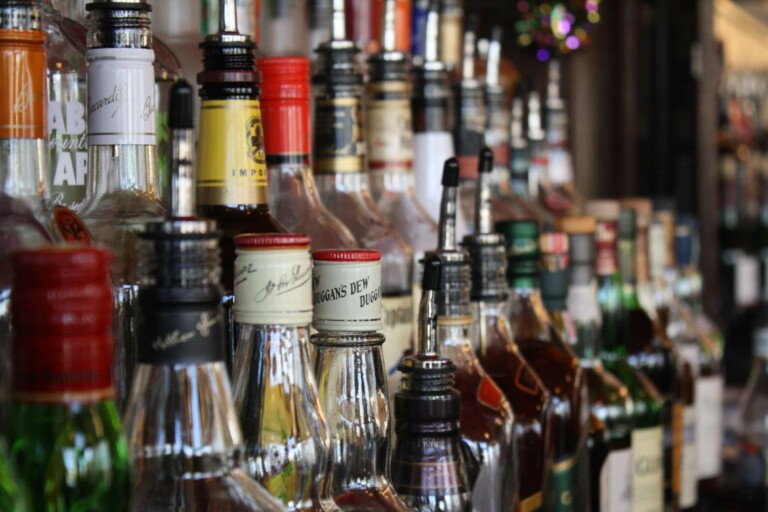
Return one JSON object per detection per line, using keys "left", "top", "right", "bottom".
{"left": 0, "top": 28, "right": 47, "bottom": 139}
{"left": 259, "top": 57, "right": 311, "bottom": 156}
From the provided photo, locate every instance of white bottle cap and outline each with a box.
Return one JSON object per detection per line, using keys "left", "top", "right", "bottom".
{"left": 312, "top": 250, "right": 383, "bottom": 332}
{"left": 233, "top": 234, "right": 313, "bottom": 326}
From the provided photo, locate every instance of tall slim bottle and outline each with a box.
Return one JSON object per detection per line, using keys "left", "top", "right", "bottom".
{"left": 258, "top": 56, "right": 356, "bottom": 249}
{"left": 462, "top": 158, "right": 551, "bottom": 511}
{"left": 496, "top": 218, "right": 591, "bottom": 511}
{"left": 557, "top": 215, "right": 635, "bottom": 512}
{"left": 10, "top": 247, "right": 130, "bottom": 511}
{"left": 312, "top": 0, "right": 414, "bottom": 390}
{"left": 391, "top": 255, "right": 473, "bottom": 511}
{"left": 232, "top": 234, "right": 338, "bottom": 511}
{"left": 311, "top": 249, "right": 411, "bottom": 511}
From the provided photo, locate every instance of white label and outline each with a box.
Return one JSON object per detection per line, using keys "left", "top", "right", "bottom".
{"left": 599, "top": 447, "right": 632, "bottom": 512}
{"left": 366, "top": 98, "right": 413, "bottom": 167}
{"left": 86, "top": 48, "right": 156, "bottom": 145}
{"left": 631, "top": 426, "right": 664, "bottom": 512}
{"left": 680, "top": 405, "right": 698, "bottom": 508}
{"left": 695, "top": 376, "right": 724, "bottom": 478}
{"left": 546, "top": 146, "right": 573, "bottom": 184}
{"left": 312, "top": 260, "right": 382, "bottom": 332}
{"left": 234, "top": 248, "right": 313, "bottom": 325}
{"left": 567, "top": 284, "right": 602, "bottom": 325}
{"left": 380, "top": 294, "right": 414, "bottom": 376}
{"left": 735, "top": 253, "right": 760, "bottom": 308}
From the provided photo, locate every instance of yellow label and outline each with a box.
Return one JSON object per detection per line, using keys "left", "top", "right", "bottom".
{"left": 196, "top": 99, "right": 267, "bottom": 205}
{"left": 520, "top": 491, "right": 543, "bottom": 512}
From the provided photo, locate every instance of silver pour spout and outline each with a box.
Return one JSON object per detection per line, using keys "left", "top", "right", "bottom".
{"left": 486, "top": 26, "right": 502, "bottom": 87}
{"left": 381, "top": 0, "right": 397, "bottom": 52}
{"left": 438, "top": 158, "right": 460, "bottom": 251}
{"left": 461, "top": 16, "right": 477, "bottom": 81}
{"left": 168, "top": 79, "right": 195, "bottom": 218}
{"left": 331, "top": 0, "right": 346, "bottom": 40}
{"left": 220, "top": 0, "right": 238, "bottom": 33}
{"left": 417, "top": 255, "right": 442, "bottom": 357}
{"left": 423, "top": 0, "right": 440, "bottom": 62}
{"left": 475, "top": 148, "right": 494, "bottom": 234}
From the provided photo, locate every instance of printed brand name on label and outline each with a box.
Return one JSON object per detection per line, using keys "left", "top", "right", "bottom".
{"left": 0, "top": 32, "right": 47, "bottom": 139}
{"left": 313, "top": 98, "right": 366, "bottom": 174}
{"left": 48, "top": 99, "right": 88, "bottom": 209}
{"left": 313, "top": 274, "right": 381, "bottom": 308}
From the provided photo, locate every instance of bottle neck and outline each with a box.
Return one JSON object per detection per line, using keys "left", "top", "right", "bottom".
{"left": 508, "top": 280, "right": 552, "bottom": 338}
{"left": 312, "top": 83, "right": 367, "bottom": 177}
{"left": 618, "top": 236, "right": 641, "bottom": 307}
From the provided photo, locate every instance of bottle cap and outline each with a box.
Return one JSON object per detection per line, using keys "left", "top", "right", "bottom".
{"left": 259, "top": 57, "right": 311, "bottom": 156}
{"left": 234, "top": 233, "right": 313, "bottom": 326}
{"left": 583, "top": 199, "right": 620, "bottom": 222}
{"left": 169, "top": 79, "right": 194, "bottom": 130}
{"left": 556, "top": 215, "right": 596, "bottom": 235}
{"left": 620, "top": 197, "right": 653, "bottom": 228}
{"left": 11, "top": 246, "right": 114, "bottom": 403}
{"left": 312, "top": 250, "right": 383, "bottom": 332}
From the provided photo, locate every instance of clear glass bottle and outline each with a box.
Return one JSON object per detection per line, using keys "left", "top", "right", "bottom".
{"left": 462, "top": 162, "right": 549, "bottom": 511}
{"left": 311, "top": 1, "right": 414, "bottom": 391}
{"left": 9, "top": 247, "right": 130, "bottom": 511}
{"left": 496, "top": 219, "right": 591, "bottom": 512}
{"left": 258, "top": 56, "right": 356, "bottom": 250}
{"left": 310, "top": 249, "right": 411, "bottom": 511}
{"left": 557, "top": 215, "right": 635, "bottom": 512}
{"left": 433, "top": 159, "right": 517, "bottom": 511}
{"left": 524, "top": 85, "right": 555, "bottom": 229}
{"left": 391, "top": 255, "right": 473, "bottom": 511}
{"left": 231, "top": 234, "right": 338, "bottom": 511}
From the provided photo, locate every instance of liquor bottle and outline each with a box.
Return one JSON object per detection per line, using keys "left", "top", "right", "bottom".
{"left": 496, "top": 218, "right": 591, "bottom": 511}
{"left": 584, "top": 200, "right": 669, "bottom": 512}
{"left": 428, "top": 158, "right": 516, "bottom": 510}
{"left": 9, "top": 246, "right": 130, "bottom": 511}
{"left": 462, "top": 160, "right": 551, "bottom": 511}
{"left": 525, "top": 85, "right": 555, "bottom": 228}
{"left": 311, "top": 249, "right": 411, "bottom": 511}
{"left": 366, "top": 0, "right": 438, "bottom": 310}
{"left": 80, "top": 0, "right": 169, "bottom": 409}
{"left": 43, "top": 0, "right": 88, "bottom": 211}
{"left": 372, "top": 0, "right": 411, "bottom": 53}
{"left": 312, "top": 0, "right": 414, "bottom": 389}
{"left": 0, "top": 439, "right": 27, "bottom": 512}
{"left": 258, "top": 0, "right": 309, "bottom": 57}
{"left": 439, "top": 0, "right": 462, "bottom": 77}
{"left": 557, "top": 215, "right": 634, "bottom": 512}
{"left": 409, "top": 0, "right": 428, "bottom": 58}
{"left": 123, "top": 186, "right": 284, "bottom": 511}
{"left": 231, "top": 234, "right": 338, "bottom": 511}
{"left": 258, "top": 56, "right": 356, "bottom": 250}
{"left": 391, "top": 255, "right": 473, "bottom": 511}
{"left": 411, "top": 0, "right": 469, "bottom": 236}
{"left": 308, "top": 0, "right": 332, "bottom": 56}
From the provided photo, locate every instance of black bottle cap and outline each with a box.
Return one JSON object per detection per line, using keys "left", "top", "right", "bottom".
{"left": 478, "top": 147, "right": 493, "bottom": 174}
{"left": 422, "top": 254, "right": 442, "bottom": 291}
{"left": 442, "top": 158, "right": 460, "bottom": 187}
{"left": 169, "top": 79, "right": 194, "bottom": 130}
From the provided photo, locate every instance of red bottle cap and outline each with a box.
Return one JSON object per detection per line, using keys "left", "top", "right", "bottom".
{"left": 259, "top": 57, "right": 311, "bottom": 156}
{"left": 312, "top": 249, "right": 382, "bottom": 262}
{"left": 235, "top": 233, "right": 311, "bottom": 249}
{"left": 11, "top": 246, "right": 114, "bottom": 404}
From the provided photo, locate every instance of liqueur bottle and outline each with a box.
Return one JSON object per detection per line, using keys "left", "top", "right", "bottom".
{"left": 311, "top": 249, "right": 411, "bottom": 511}
{"left": 123, "top": 189, "right": 283, "bottom": 511}
{"left": 311, "top": 0, "right": 414, "bottom": 389}
{"left": 231, "top": 234, "right": 338, "bottom": 511}
{"left": 411, "top": 0, "right": 469, "bottom": 236}
{"left": 78, "top": 0, "right": 166, "bottom": 410}
{"left": 258, "top": 56, "right": 356, "bottom": 250}
{"left": 558, "top": 215, "right": 634, "bottom": 512}
{"left": 9, "top": 247, "right": 130, "bottom": 511}
{"left": 462, "top": 160, "right": 551, "bottom": 512}
{"left": 584, "top": 200, "right": 669, "bottom": 512}
{"left": 496, "top": 218, "right": 591, "bottom": 512}
{"left": 431, "top": 158, "right": 517, "bottom": 511}
{"left": 391, "top": 255, "right": 473, "bottom": 511}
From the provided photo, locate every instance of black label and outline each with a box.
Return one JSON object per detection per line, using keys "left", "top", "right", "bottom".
{"left": 137, "top": 299, "right": 225, "bottom": 365}
{"left": 312, "top": 97, "right": 366, "bottom": 173}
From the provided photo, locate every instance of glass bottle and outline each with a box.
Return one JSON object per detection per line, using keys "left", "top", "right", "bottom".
{"left": 429, "top": 158, "right": 516, "bottom": 511}
{"left": 78, "top": 0, "right": 166, "bottom": 410}
{"left": 524, "top": 85, "right": 555, "bottom": 229}
{"left": 258, "top": 56, "right": 356, "bottom": 250}
{"left": 312, "top": 0, "right": 414, "bottom": 391}
{"left": 462, "top": 161, "right": 550, "bottom": 511}
{"left": 411, "top": 0, "right": 469, "bottom": 237}
{"left": 496, "top": 219, "right": 591, "bottom": 512}
{"left": 557, "top": 215, "right": 635, "bottom": 512}
{"left": 9, "top": 246, "right": 130, "bottom": 511}
{"left": 438, "top": 0, "right": 462, "bottom": 78}
{"left": 310, "top": 249, "right": 411, "bottom": 511}
{"left": 231, "top": 234, "right": 338, "bottom": 511}
{"left": 391, "top": 255, "right": 473, "bottom": 511}
{"left": 0, "top": 438, "right": 27, "bottom": 512}
{"left": 584, "top": 200, "right": 669, "bottom": 512}
{"left": 258, "top": 0, "right": 309, "bottom": 57}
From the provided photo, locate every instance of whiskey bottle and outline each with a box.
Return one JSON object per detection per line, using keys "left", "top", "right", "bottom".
{"left": 311, "top": 249, "right": 411, "bottom": 511}
{"left": 232, "top": 234, "right": 338, "bottom": 511}
{"left": 496, "top": 218, "right": 591, "bottom": 511}
{"left": 312, "top": 0, "right": 414, "bottom": 391}
{"left": 391, "top": 255, "right": 473, "bottom": 511}
{"left": 430, "top": 158, "right": 517, "bottom": 511}
{"left": 258, "top": 56, "right": 356, "bottom": 249}
{"left": 557, "top": 215, "right": 634, "bottom": 512}
{"left": 10, "top": 247, "right": 130, "bottom": 511}
{"left": 462, "top": 159, "right": 551, "bottom": 511}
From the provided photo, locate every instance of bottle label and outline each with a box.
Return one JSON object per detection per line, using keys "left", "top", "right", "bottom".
{"left": 366, "top": 82, "right": 413, "bottom": 172}
{"left": 52, "top": 206, "right": 92, "bottom": 244}
{"left": 196, "top": 99, "right": 268, "bottom": 206}
{"left": 380, "top": 293, "right": 414, "bottom": 374}
{"left": 677, "top": 343, "right": 700, "bottom": 375}
{"left": 0, "top": 29, "right": 47, "bottom": 139}
{"left": 392, "top": 437, "right": 468, "bottom": 497}
{"left": 313, "top": 96, "right": 366, "bottom": 174}
{"left": 520, "top": 491, "right": 543, "bottom": 512}
{"left": 695, "top": 375, "right": 723, "bottom": 478}
{"left": 545, "top": 146, "right": 573, "bottom": 185}
{"left": 599, "top": 447, "right": 632, "bottom": 512}
{"left": 595, "top": 222, "right": 619, "bottom": 276}
{"left": 86, "top": 47, "right": 156, "bottom": 146}
{"left": 234, "top": 247, "right": 313, "bottom": 326}
{"left": 312, "top": 259, "right": 383, "bottom": 332}
{"left": 476, "top": 375, "right": 504, "bottom": 411}
{"left": 631, "top": 426, "right": 664, "bottom": 512}
{"left": 735, "top": 252, "right": 760, "bottom": 308}
{"left": 548, "top": 456, "right": 577, "bottom": 511}
{"left": 137, "top": 300, "right": 225, "bottom": 365}
{"left": 48, "top": 99, "right": 88, "bottom": 209}
{"left": 680, "top": 405, "right": 698, "bottom": 508}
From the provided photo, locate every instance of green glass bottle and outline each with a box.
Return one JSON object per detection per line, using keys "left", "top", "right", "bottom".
{"left": 9, "top": 247, "right": 130, "bottom": 512}
{"left": 0, "top": 439, "right": 27, "bottom": 512}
